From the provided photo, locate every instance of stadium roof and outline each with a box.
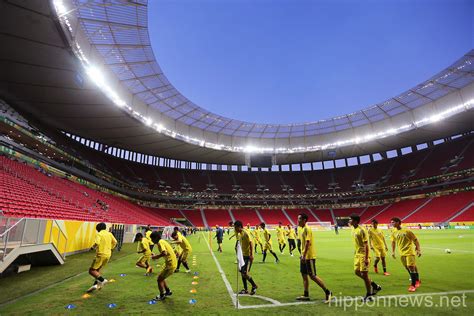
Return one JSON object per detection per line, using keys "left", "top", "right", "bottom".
{"left": 73, "top": 0, "right": 474, "bottom": 138}
{"left": 0, "top": 0, "right": 473, "bottom": 165}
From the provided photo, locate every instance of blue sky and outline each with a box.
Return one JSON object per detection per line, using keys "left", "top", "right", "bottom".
{"left": 148, "top": 0, "right": 473, "bottom": 124}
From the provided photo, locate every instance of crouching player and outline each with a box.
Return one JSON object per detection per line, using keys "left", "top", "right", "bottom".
{"left": 391, "top": 217, "right": 422, "bottom": 292}
{"left": 135, "top": 233, "right": 153, "bottom": 275}
{"left": 234, "top": 220, "right": 258, "bottom": 295}
{"left": 171, "top": 231, "right": 192, "bottom": 273}
{"left": 87, "top": 222, "right": 117, "bottom": 293}
{"left": 150, "top": 231, "right": 177, "bottom": 301}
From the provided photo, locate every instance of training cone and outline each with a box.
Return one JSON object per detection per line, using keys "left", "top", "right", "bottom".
{"left": 120, "top": 273, "right": 127, "bottom": 277}
{"left": 193, "top": 276, "right": 199, "bottom": 280}
{"left": 190, "top": 289, "right": 197, "bottom": 293}
{"left": 65, "top": 304, "right": 76, "bottom": 309}
{"left": 81, "top": 294, "right": 91, "bottom": 299}
{"left": 109, "top": 279, "right": 116, "bottom": 283}
{"left": 192, "top": 281, "right": 198, "bottom": 285}
{"left": 189, "top": 299, "right": 197, "bottom": 305}
{"left": 107, "top": 303, "right": 117, "bottom": 309}
{"left": 148, "top": 300, "right": 157, "bottom": 305}
{"left": 194, "top": 272, "right": 199, "bottom": 276}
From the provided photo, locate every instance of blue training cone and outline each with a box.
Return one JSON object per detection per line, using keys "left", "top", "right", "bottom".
{"left": 148, "top": 300, "right": 157, "bottom": 305}
{"left": 120, "top": 273, "right": 127, "bottom": 277}
{"left": 65, "top": 304, "right": 76, "bottom": 309}
{"left": 107, "top": 303, "right": 117, "bottom": 309}
{"left": 194, "top": 272, "right": 199, "bottom": 276}
{"left": 189, "top": 299, "right": 197, "bottom": 305}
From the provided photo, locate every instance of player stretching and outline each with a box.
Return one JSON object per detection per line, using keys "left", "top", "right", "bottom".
{"left": 150, "top": 231, "right": 177, "bottom": 302}
{"left": 135, "top": 233, "right": 153, "bottom": 275}
{"left": 349, "top": 214, "right": 382, "bottom": 302}
{"left": 368, "top": 219, "right": 390, "bottom": 276}
{"left": 286, "top": 224, "right": 297, "bottom": 256}
{"left": 296, "top": 213, "right": 332, "bottom": 302}
{"left": 260, "top": 223, "right": 279, "bottom": 263}
{"left": 276, "top": 222, "right": 287, "bottom": 254}
{"left": 171, "top": 231, "right": 192, "bottom": 273}
{"left": 252, "top": 225, "right": 263, "bottom": 254}
{"left": 390, "top": 217, "right": 422, "bottom": 292}
{"left": 87, "top": 223, "right": 117, "bottom": 293}
{"left": 234, "top": 221, "right": 259, "bottom": 295}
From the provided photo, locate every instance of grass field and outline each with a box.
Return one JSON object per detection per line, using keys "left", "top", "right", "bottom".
{"left": 0, "top": 229, "right": 473, "bottom": 315}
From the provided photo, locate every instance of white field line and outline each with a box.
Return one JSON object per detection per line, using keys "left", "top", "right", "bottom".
{"left": 424, "top": 247, "right": 474, "bottom": 253}
{"left": 201, "top": 232, "right": 237, "bottom": 307}
{"left": 239, "top": 290, "right": 474, "bottom": 310}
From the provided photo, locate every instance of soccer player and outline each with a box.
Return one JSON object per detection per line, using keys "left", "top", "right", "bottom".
{"left": 349, "top": 214, "right": 382, "bottom": 302}
{"left": 145, "top": 225, "right": 154, "bottom": 251}
{"left": 296, "top": 213, "right": 332, "bottom": 302}
{"left": 134, "top": 232, "right": 153, "bottom": 275}
{"left": 234, "top": 220, "right": 258, "bottom": 295}
{"left": 260, "top": 223, "right": 279, "bottom": 263}
{"left": 150, "top": 231, "right": 177, "bottom": 302}
{"left": 368, "top": 219, "right": 390, "bottom": 275}
{"left": 276, "top": 222, "right": 287, "bottom": 254}
{"left": 286, "top": 224, "right": 297, "bottom": 256}
{"left": 252, "top": 225, "right": 263, "bottom": 254}
{"left": 296, "top": 225, "right": 302, "bottom": 255}
{"left": 87, "top": 222, "right": 117, "bottom": 293}
{"left": 214, "top": 225, "right": 224, "bottom": 252}
{"left": 171, "top": 231, "right": 192, "bottom": 273}
{"left": 390, "top": 217, "right": 422, "bottom": 292}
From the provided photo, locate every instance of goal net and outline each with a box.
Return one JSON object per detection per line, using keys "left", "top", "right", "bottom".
{"left": 307, "top": 221, "right": 333, "bottom": 231}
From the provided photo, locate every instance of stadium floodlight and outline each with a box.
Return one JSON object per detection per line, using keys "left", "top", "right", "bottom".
{"left": 144, "top": 117, "right": 153, "bottom": 126}
{"left": 53, "top": 0, "right": 67, "bottom": 16}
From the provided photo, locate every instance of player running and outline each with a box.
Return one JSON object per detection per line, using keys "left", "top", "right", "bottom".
{"left": 150, "top": 231, "right": 178, "bottom": 302}
{"left": 390, "top": 217, "right": 422, "bottom": 292}
{"left": 171, "top": 231, "right": 192, "bottom": 273}
{"left": 296, "top": 213, "right": 333, "bottom": 302}
{"left": 87, "top": 222, "right": 117, "bottom": 293}
{"left": 234, "top": 220, "right": 259, "bottom": 295}
{"left": 349, "top": 214, "right": 382, "bottom": 302}
{"left": 134, "top": 232, "right": 153, "bottom": 276}
{"left": 368, "top": 219, "right": 390, "bottom": 276}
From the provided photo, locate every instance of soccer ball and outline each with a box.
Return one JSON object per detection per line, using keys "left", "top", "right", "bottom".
{"left": 445, "top": 249, "right": 451, "bottom": 254}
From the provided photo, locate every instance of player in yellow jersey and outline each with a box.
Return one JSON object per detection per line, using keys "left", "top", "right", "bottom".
{"left": 134, "top": 233, "right": 153, "bottom": 275}
{"left": 296, "top": 213, "right": 332, "bottom": 302}
{"left": 349, "top": 214, "right": 382, "bottom": 302}
{"left": 286, "top": 224, "right": 297, "bottom": 256}
{"left": 145, "top": 225, "right": 154, "bottom": 251}
{"left": 252, "top": 225, "right": 263, "bottom": 254}
{"left": 368, "top": 219, "right": 390, "bottom": 275}
{"left": 171, "top": 231, "right": 192, "bottom": 273}
{"left": 296, "top": 225, "right": 303, "bottom": 255}
{"left": 260, "top": 223, "right": 279, "bottom": 263}
{"left": 234, "top": 220, "right": 258, "bottom": 295}
{"left": 150, "top": 231, "right": 177, "bottom": 301}
{"left": 390, "top": 217, "right": 422, "bottom": 292}
{"left": 87, "top": 222, "right": 117, "bottom": 293}
{"left": 276, "top": 222, "right": 287, "bottom": 254}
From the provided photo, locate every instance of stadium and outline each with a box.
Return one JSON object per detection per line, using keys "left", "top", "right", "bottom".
{"left": 0, "top": 0, "right": 473, "bottom": 314}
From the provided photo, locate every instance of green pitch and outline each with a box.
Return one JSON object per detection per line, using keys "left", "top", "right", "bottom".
{"left": 0, "top": 229, "right": 473, "bottom": 315}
